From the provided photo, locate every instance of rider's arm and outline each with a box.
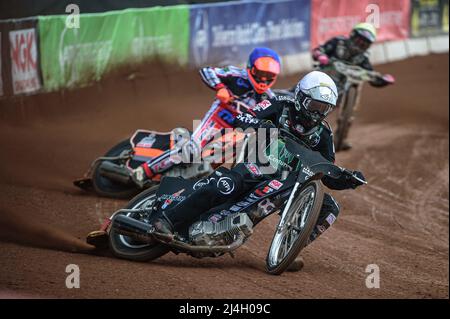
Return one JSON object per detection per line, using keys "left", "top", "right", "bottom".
{"left": 359, "top": 54, "right": 374, "bottom": 71}
{"left": 356, "top": 54, "right": 395, "bottom": 88}
{"left": 199, "top": 66, "right": 243, "bottom": 90}
{"left": 232, "top": 99, "right": 281, "bottom": 130}
{"left": 313, "top": 126, "right": 351, "bottom": 190}
{"left": 312, "top": 38, "right": 338, "bottom": 62}
{"left": 199, "top": 66, "right": 245, "bottom": 103}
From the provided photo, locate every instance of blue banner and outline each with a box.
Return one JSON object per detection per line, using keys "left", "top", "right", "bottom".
{"left": 189, "top": 0, "right": 311, "bottom": 67}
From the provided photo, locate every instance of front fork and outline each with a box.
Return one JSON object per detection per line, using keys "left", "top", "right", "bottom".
{"left": 336, "top": 84, "right": 362, "bottom": 147}
{"left": 277, "top": 167, "right": 322, "bottom": 233}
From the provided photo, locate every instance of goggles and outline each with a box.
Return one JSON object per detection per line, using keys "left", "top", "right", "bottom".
{"left": 251, "top": 67, "right": 277, "bottom": 84}
{"left": 352, "top": 35, "right": 371, "bottom": 51}
{"left": 302, "top": 97, "right": 333, "bottom": 117}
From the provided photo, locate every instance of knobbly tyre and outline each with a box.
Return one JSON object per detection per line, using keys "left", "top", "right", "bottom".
{"left": 317, "top": 59, "right": 394, "bottom": 152}
{"left": 73, "top": 91, "right": 293, "bottom": 199}
{"left": 93, "top": 132, "right": 366, "bottom": 275}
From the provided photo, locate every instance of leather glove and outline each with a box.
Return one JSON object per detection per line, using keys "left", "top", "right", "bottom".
{"left": 317, "top": 54, "right": 330, "bottom": 66}
{"left": 216, "top": 87, "right": 234, "bottom": 104}
{"left": 382, "top": 74, "right": 395, "bottom": 84}
{"left": 371, "top": 74, "right": 395, "bottom": 87}
{"left": 349, "top": 170, "right": 366, "bottom": 189}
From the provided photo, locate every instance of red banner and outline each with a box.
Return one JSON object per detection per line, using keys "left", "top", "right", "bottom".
{"left": 311, "top": 0, "right": 411, "bottom": 48}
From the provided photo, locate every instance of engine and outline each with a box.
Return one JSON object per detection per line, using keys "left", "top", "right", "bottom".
{"left": 189, "top": 213, "right": 254, "bottom": 246}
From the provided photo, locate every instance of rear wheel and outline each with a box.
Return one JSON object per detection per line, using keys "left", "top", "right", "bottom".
{"left": 266, "top": 181, "right": 323, "bottom": 275}
{"left": 335, "top": 86, "right": 357, "bottom": 152}
{"left": 109, "top": 186, "right": 170, "bottom": 262}
{"left": 92, "top": 139, "right": 139, "bottom": 199}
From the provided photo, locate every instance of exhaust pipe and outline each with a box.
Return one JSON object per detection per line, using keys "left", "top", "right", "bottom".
{"left": 111, "top": 214, "right": 155, "bottom": 243}
{"left": 112, "top": 214, "right": 153, "bottom": 234}
{"left": 98, "top": 161, "right": 132, "bottom": 185}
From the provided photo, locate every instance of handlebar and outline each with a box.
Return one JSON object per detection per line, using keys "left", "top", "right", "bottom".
{"left": 230, "top": 99, "right": 252, "bottom": 114}
{"left": 315, "top": 58, "right": 382, "bottom": 84}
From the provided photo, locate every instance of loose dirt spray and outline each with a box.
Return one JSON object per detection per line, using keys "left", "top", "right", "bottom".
{"left": 0, "top": 209, "right": 95, "bottom": 253}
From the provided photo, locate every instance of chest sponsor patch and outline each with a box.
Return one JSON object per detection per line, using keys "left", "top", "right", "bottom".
{"left": 268, "top": 180, "right": 283, "bottom": 190}
{"left": 254, "top": 100, "right": 272, "bottom": 111}
{"left": 259, "top": 100, "right": 272, "bottom": 109}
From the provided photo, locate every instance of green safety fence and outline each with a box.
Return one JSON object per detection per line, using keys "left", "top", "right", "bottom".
{"left": 38, "top": 5, "right": 190, "bottom": 91}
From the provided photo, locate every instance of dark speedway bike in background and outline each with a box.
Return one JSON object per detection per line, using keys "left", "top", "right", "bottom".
{"left": 101, "top": 132, "right": 366, "bottom": 275}
{"left": 317, "top": 59, "right": 395, "bottom": 152}
{"left": 74, "top": 91, "right": 294, "bottom": 199}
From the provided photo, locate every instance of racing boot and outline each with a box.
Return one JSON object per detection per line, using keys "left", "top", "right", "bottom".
{"left": 86, "top": 230, "right": 109, "bottom": 249}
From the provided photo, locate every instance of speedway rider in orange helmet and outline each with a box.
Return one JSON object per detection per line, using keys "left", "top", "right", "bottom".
{"left": 200, "top": 47, "right": 281, "bottom": 108}
{"left": 132, "top": 48, "right": 282, "bottom": 187}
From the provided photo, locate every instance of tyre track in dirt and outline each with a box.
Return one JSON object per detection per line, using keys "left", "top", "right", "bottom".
{"left": 0, "top": 54, "right": 448, "bottom": 298}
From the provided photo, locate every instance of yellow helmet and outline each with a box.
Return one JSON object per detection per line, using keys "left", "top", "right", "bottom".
{"left": 350, "top": 22, "right": 377, "bottom": 52}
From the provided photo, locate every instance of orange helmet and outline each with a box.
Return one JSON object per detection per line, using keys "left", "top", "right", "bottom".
{"left": 247, "top": 47, "right": 281, "bottom": 94}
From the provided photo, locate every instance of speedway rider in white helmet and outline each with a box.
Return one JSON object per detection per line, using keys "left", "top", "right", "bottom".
{"left": 148, "top": 71, "right": 366, "bottom": 259}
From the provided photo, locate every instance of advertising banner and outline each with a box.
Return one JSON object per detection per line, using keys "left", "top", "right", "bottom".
{"left": 411, "top": 0, "right": 449, "bottom": 36}
{"left": 9, "top": 28, "right": 41, "bottom": 94}
{"left": 38, "top": 6, "right": 190, "bottom": 91}
{"left": 0, "top": 18, "right": 41, "bottom": 97}
{"left": 311, "top": 0, "right": 411, "bottom": 48}
{"left": 1, "top": 0, "right": 230, "bottom": 20}
{"left": 189, "top": 0, "right": 311, "bottom": 67}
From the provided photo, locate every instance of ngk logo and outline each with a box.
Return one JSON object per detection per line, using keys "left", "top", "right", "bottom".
{"left": 9, "top": 28, "right": 41, "bottom": 94}
{"left": 10, "top": 29, "right": 37, "bottom": 73}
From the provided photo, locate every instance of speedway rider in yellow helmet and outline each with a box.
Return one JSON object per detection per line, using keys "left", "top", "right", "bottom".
{"left": 312, "top": 22, "right": 395, "bottom": 150}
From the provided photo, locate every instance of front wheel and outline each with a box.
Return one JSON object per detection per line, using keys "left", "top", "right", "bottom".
{"left": 266, "top": 180, "right": 323, "bottom": 275}
{"left": 109, "top": 186, "right": 170, "bottom": 262}
{"left": 335, "top": 86, "right": 358, "bottom": 152}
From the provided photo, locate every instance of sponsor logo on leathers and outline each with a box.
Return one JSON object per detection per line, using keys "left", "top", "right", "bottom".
{"left": 217, "top": 177, "right": 235, "bottom": 195}
{"left": 193, "top": 177, "right": 215, "bottom": 190}
{"left": 161, "top": 189, "right": 186, "bottom": 209}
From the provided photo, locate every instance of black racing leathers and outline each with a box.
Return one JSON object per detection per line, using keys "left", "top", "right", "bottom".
{"left": 157, "top": 97, "right": 358, "bottom": 245}
{"left": 313, "top": 36, "right": 388, "bottom": 89}
{"left": 313, "top": 36, "right": 373, "bottom": 70}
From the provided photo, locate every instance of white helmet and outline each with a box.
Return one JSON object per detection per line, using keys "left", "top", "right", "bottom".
{"left": 292, "top": 71, "right": 338, "bottom": 129}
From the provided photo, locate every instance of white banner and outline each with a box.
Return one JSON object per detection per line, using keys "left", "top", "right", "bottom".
{"left": 9, "top": 28, "right": 41, "bottom": 94}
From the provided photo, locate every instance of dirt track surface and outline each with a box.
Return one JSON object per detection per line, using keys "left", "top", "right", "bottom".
{"left": 0, "top": 54, "right": 448, "bottom": 298}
